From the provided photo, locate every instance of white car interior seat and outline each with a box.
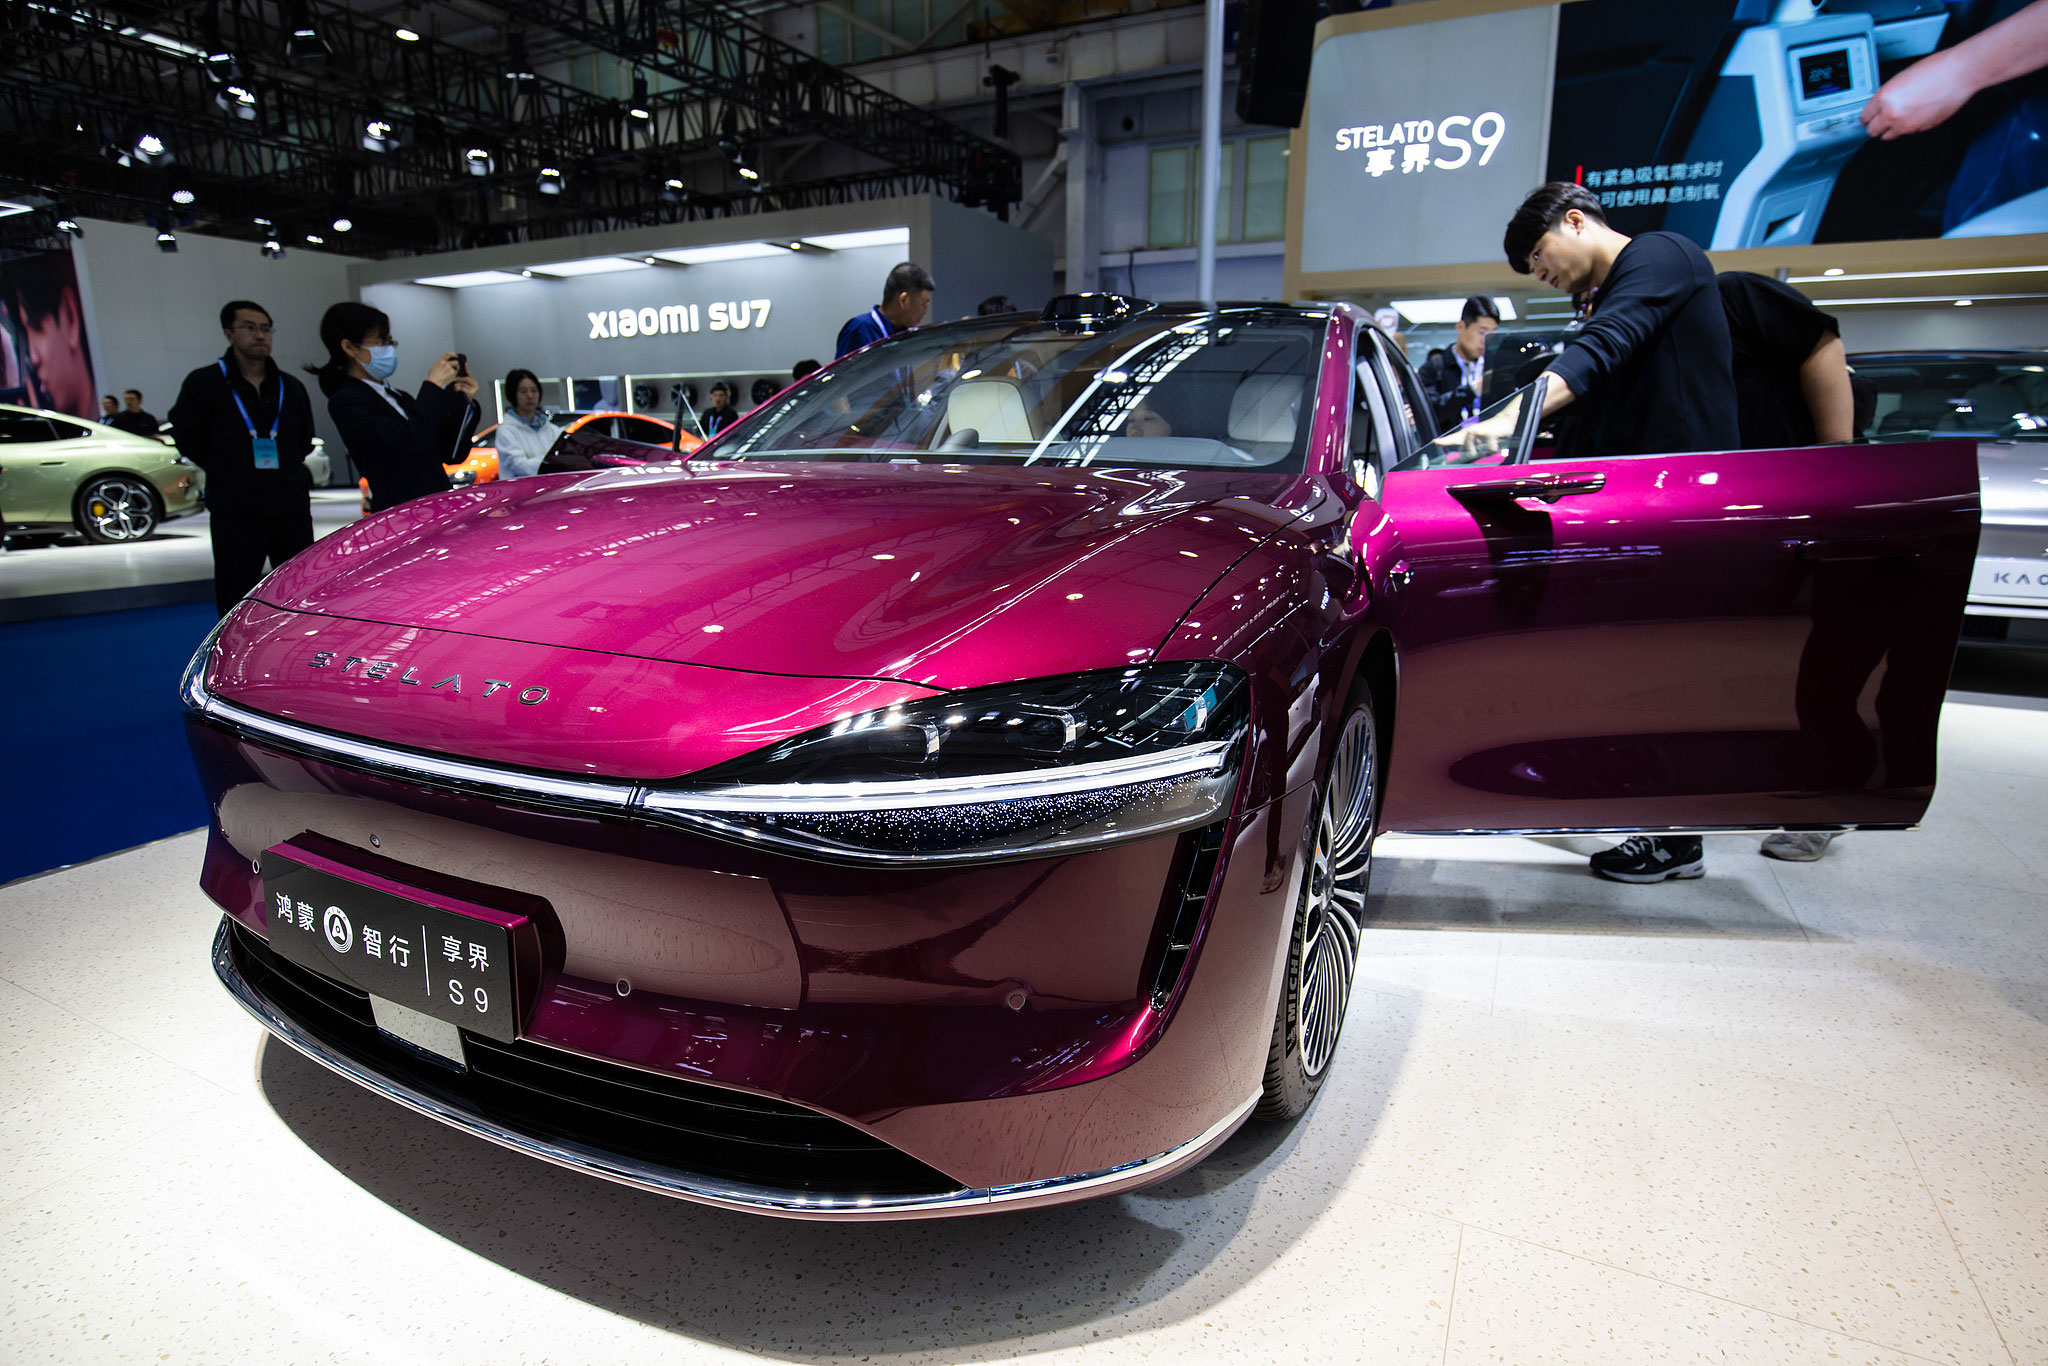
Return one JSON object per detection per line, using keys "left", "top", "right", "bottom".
{"left": 945, "top": 379, "right": 1037, "bottom": 444}
{"left": 1228, "top": 374, "right": 1303, "bottom": 462}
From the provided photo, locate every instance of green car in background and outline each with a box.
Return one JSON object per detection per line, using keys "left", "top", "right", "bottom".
{"left": 0, "top": 402, "right": 202, "bottom": 544}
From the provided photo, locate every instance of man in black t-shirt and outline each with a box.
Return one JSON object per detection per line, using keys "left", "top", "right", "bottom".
{"left": 1499, "top": 182, "right": 1738, "bottom": 462}
{"left": 1497, "top": 182, "right": 1740, "bottom": 885}
{"left": 1717, "top": 272, "right": 1852, "bottom": 450}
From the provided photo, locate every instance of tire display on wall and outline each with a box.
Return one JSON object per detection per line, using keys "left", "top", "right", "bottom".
{"left": 75, "top": 474, "right": 161, "bottom": 544}
{"left": 1257, "top": 685, "right": 1379, "bottom": 1121}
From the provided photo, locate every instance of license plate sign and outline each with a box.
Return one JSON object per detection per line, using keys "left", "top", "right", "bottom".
{"left": 1972, "top": 556, "right": 2048, "bottom": 603}
{"left": 261, "top": 845, "right": 526, "bottom": 1043}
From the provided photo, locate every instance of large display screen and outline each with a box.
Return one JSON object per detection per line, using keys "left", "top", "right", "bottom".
{"left": 0, "top": 249, "right": 97, "bottom": 419}
{"left": 1799, "top": 49, "right": 1853, "bottom": 100}
{"left": 1295, "top": 0, "right": 2048, "bottom": 281}
{"left": 1297, "top": 6, "right": 1556, "bottom": 274}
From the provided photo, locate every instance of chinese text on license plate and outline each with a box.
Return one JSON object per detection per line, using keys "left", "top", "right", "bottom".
{"left": 260, "top": 845, "right": 525, "bottom": 1043}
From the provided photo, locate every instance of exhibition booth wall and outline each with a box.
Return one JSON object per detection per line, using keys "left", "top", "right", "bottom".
{"left": 66, "top": 218, "right": 354, "bottom": 453}
{"left": 355, "top": 195, "right": 1053, "bottom": 425}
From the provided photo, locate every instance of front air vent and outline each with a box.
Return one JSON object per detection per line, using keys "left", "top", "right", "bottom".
{"left": 1149, "top": 821, "right": 1227, "bottom": 1010}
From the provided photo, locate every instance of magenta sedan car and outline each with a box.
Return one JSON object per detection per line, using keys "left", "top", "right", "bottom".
{"left": 182, "top": 295, "right": 1979, "bottom": 1218}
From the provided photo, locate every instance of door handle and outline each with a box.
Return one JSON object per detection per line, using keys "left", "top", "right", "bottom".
{"left": 1448, "top": 472, "right": 1607, "bottom": 504}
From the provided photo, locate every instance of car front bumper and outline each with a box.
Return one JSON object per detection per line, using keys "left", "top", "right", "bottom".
{"left": 188, "top": 710, "right": 1307, "bottom": 1215}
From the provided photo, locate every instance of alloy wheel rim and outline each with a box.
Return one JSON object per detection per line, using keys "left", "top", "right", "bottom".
{"left": 1295, "top": 708, "right": 1375, "bottom": 1079}
{"left": 84, "top": 478, "right": 155, "bottom": 540}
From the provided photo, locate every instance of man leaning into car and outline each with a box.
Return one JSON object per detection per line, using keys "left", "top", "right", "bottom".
{"left": 1495, "top": 181, "right": 1740, "bottom": 885}
{"left": 169, "top": 300, "right": 317, "bottom": 617}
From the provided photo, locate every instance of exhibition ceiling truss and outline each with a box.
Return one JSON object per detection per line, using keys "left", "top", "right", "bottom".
{"left": 0, "top": 0, "right": 1021, "bottom": 256}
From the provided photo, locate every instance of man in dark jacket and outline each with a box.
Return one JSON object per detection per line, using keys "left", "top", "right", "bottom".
{"left": 168, "top": 300, "right": 317, "bottom": 616}
{"left": 1499, "top": 182, "right": 1739, "bottom": 885}
{"left": 108, "top": 389, "right": 160, "bottom": 438}
{"left": 1416, "top": 296, "right": 1500, "bottom": 431}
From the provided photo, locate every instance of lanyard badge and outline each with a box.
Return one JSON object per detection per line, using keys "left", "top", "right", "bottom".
{"left": 219, "top": 360, "right": 282, "bottom": 469}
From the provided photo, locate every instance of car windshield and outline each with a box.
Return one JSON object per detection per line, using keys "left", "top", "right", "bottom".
{"left": 716, "top": 308, "right": 1325, "bottom": 472}
{"left": 1855, "top": 357, "right": 2048, "bottom": 441}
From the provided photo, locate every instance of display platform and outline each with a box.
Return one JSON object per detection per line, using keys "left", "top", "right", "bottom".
{"left": 4, "top": 692, "right": 2045, "bottom": 1363}
{"left": 0, "top": 491, "right": 362, "bottom": 624}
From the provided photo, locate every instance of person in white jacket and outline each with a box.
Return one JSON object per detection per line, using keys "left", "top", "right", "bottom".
{"left": 493, "top": 368, "right": 562, "bottom": 479}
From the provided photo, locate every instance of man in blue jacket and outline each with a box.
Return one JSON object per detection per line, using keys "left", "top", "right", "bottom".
{"left": 834, "top": 262, "right": 936, "bottom": 358}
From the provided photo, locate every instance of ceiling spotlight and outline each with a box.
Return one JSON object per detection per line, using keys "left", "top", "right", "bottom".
{"left": 395, "top": 26, "right": 420, "bottom": 41}
{"left": 660, "top": 176, "right": 687, "bottom": 204}
{"left": 305, "top": 233, "right": 324, "bottom": 245}
{"left": 332, "top": 217, "right": 353, "bottom": 232}
{"left": 134, "top": 133, "right": 168, "bottom": 164}
{"left": 535, "top": 166, "right": 564, "bottom": 195}
{"left": 504, "top": 33, "right": 535, "bottom": 82}
{"left": 156, "top": 230, "right": 178, "bottom": 253}
{"left": 216, "top": 83, "right": 258, "bottom": 119}
{"left": 738, "top": 165, "right": 760, "bottom": 181}
{"left": 56, "top": 218, "right": 83, "bottom": 238}
{"left": 204, "top": 49, "right": 241, "bottom": 81}
{"left": 630, "top": 73, "right": 651, "bottom": 120}
{"left": 363, "top": 119, "right": 398, "bottom": 153}
{"left": 260, "top": 238, "right": 284, "bottom": 259}
{"left": 254, "top": 217, "right": 273, "bottom": 227}
{"left": 282, "top": 0, "right": 330, "bottom": 60}
{"left": 171, "top": 188, "right": 196, "bottom": 205}
{"left": 464, "top": 147, "right": 494, "bottom": 176}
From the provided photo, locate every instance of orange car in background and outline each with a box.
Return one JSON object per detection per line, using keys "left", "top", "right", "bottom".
{"left": 361, "top": 411, "right": 701, "bottom": 508}
{"left": 450, "top": 410, "right": 695, "bottom": 485}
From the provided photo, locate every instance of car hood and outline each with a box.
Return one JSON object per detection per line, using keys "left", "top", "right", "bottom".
{"left": 1978, "top": 440, "right": 2048, "bottom": 525}
{"left": 255, "top": 463, "right": 1305, "bottom": 691}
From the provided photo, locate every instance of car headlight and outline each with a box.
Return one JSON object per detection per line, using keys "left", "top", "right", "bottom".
{"left": 639, "top": 662, "right": 1249, "bottom": 865}
{"left": 451, "top": 469, "right": 478, "bottom": 486}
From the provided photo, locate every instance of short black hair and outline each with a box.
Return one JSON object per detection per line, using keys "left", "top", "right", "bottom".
{"left": 1460, "top": 295, "right": 1501, "bottom": 326}
{"left": 220, "top": 298, "right": 271, "bottom": 330}
{"left": 102, "top": 393, "right": 117, "bottom": 405}
{"left": 883, "top": 261, "right": 935, "bottom": 304}
{"left": 1503, "top": 183, "right": 1605, "bottom": 274}
{"left": 710, "top": 380, "right": 733, "bottom": 396}
{"left": 976, "top": 294, "right": 1015, "bottom": 316}
{"left": 503, "top": 368, "right": 541, "bottom": 402}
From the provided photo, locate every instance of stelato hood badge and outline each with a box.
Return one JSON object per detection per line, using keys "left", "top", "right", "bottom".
{"left": 306, "top": 651, "right": 549, "bottom": 705}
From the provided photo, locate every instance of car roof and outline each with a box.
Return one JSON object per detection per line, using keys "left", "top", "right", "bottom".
{"left": 0, "top": 402, "right": 155, "bottom": 436}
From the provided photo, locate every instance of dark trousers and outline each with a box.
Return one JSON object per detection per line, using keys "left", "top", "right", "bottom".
{"left": 212, "top": 509, "right": 315, "bottom": 616}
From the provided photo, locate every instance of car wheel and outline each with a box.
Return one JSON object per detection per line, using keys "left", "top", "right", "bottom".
{"left": 1256, "top": 685, "right": 1379, "bottom": 1121}
{"left": 75, "top": 474, "right": 161, "bottom": 544}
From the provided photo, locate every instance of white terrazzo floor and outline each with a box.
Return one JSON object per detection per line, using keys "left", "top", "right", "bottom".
{"left": 5, "top": 694, "right": 2047, "bottom": 1365}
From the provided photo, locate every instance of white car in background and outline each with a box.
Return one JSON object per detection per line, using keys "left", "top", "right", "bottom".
{"left": 1852, "top": 351, "right": 2048, "bottom": 649}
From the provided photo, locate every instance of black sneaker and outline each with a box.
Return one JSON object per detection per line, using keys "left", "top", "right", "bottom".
{"left": 1589, "top": 835, "right": 1705, "bottom": 883}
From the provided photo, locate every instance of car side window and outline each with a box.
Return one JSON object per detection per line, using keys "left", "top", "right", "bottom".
{"left": 0, "top": 412, "right": 58, "bottom": 443}
{"left": 619, "top": 417, "right": 670, "bottom": 444}
{"left": 47, "top": 418, "right": 92, "bottom": 441}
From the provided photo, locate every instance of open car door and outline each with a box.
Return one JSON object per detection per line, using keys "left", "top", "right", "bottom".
{"left": 1371, "top": 425, "right": 1980, "bottom": 836}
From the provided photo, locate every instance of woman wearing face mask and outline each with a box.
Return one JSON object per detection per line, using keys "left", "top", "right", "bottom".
{"left": 308, "top": 301, "right": 478, "bottom": 512}
{"left": 491, "top": 368, "right": 560, "bottom": 480}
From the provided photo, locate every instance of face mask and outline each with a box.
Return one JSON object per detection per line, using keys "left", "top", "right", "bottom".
{"left": 363, "top": 344, "right": 399, "bottom": 382}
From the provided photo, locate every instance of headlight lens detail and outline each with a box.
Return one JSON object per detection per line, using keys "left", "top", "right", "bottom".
{"left": 640, "top": 662, "right": 1250, "bottom": 864}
